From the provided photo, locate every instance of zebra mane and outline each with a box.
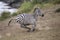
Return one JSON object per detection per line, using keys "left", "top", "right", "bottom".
{"left": 33, "top": 7, "right": 40, "bottom": 13}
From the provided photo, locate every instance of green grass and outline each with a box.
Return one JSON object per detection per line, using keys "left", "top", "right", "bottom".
{"left": 0, "top": 12, "right": 11, "bottom": 21}
{"left": 17, "top": 1, "right": 54, "bottom": 14}
{"left": 0, "top": 12, "right": 18, "bottom": 21}
{"left": 39, "top": 3, "right": 54, "bottom": 9}
{"left": 11, "top": 12, "right": 18, "bottom": 16}
{"left": 18, "top": 2, "right": 34, "bottom": 13}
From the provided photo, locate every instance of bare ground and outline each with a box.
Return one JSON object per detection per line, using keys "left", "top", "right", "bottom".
{"left": 0, "top": 5, "right": 60, "bottom": 40}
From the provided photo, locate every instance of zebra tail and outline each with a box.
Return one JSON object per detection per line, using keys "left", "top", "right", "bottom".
{"left": 8, "top": 19, "right": 13, "bottom": 26}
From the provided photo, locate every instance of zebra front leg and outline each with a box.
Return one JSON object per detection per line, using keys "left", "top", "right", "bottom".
{"left": 20, "top": 24, "right": 31, "bottom": 32}
{"left": 30, "top": 24, "right": 36, "bottom": 32}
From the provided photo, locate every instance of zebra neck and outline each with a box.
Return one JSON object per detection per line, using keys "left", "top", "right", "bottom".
{"left": 32, "top": 14, "right": 38, "bottom": 21}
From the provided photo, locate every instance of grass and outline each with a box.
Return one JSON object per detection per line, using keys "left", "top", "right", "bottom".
{"left": 18, "top": 2, "right": 54, "bottom": 14}
{"left": 39, "top": 3, "right": 54, "bottom": 9}
{"left": 11, "top": 12, "right": 18, "bottom": 16}
{"left": 0, "top": 12, "right": 11, "bottom": 21}
{"left": 18, "top": 2, "right": 34, "bottom": 14}
{"left": 0, "top": 12, "right": 18, "bottom": 21}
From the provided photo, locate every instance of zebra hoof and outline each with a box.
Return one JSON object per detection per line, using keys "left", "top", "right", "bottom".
{"left": 31, "top": 29, "right": 35, "bottom": 32}
{"left": 27, "top": 29, "right": 31, "bottom": 32}
{"left": 27, "top": 29, "right": 35, "bottom": 32}
{"left": 27, "top": 30, "right": 31, "bottom": 32}
{"left": 33, "top": 29, "right": 35, "bottom": 31}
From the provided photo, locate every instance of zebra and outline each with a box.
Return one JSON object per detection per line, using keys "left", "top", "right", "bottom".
{"left": 8, "top": 7, "right": 44, "bottom": 32}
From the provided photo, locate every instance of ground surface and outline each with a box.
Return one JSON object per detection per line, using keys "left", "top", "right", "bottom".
{"left": 0, "top": 4, "right": 60, "bottom": 40}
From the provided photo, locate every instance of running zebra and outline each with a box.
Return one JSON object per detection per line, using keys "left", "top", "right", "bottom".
{"left": 8, "top": 7, "right": 44, "bottom": 32}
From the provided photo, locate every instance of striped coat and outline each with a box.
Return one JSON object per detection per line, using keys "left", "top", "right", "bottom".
{"left": 8, "top": 7, "right": 44, "bottom": 32}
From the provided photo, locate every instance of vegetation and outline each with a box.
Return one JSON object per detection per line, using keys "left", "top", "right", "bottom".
{"left": 0, "top": 0, "right": 60, "bottom": 21}
{"left": 32, "top": 0, "right": 60, "bottom": 4}
{"left": 0, "top": 12, "right": 11, "bottom": 21}
{"left": 18, "top": 0, "right": 60, "bottom": 14}
{"left": 18, "top": 2, "right": 34, "bottom": 13}
{"left": 53, "top": 0, "right": 60, "bottom": 4}
{"left": 0, "top": 12, "right": 19, "bottom": 21}
{"left": 11, "top": 12, "right": 18, "bottom": 16}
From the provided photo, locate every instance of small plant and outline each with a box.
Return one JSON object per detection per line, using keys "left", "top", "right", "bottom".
{"left": 32, "top": 0, "right": 42, "bottom": 4}
{"left": 0, "top": 11, "right": 11, "bottom": 21}
{"left": 11, "top": 12, "right": 18, "bottom": 16}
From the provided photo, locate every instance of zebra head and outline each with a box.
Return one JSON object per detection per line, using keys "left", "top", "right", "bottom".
{"left": 33, "top": 7, "right": 44, "bottom": 17}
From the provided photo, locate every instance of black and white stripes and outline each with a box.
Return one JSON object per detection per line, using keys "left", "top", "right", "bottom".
{"left": 8, "top": 7, "right": 44, "bottom": 32}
